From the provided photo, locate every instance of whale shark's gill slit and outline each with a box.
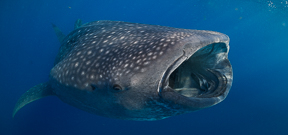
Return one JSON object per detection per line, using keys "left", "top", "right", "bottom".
{"left": 168, "top": 43, "right": 231, "bottom": 98}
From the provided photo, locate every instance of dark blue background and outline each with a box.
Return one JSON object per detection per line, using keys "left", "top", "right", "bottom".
{"left": 1, "top": 0, "right": 288, "bottom": 135}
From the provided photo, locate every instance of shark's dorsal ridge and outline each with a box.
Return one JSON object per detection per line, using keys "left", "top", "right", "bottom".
{"left": 51, "top": 23, "right": 66, "bottom": 43}
{"left": 74, "top": 19, "right": 82, "bottom": 29}
{"left": 13, "top": 82, "right": 54, "bottom": 118}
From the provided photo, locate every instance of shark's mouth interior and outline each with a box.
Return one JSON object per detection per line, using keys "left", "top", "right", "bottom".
{"left": 167, "top": 43, "right": 232, "bottom": 98}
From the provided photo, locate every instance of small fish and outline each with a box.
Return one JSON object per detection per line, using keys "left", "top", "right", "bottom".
{"left": 13, "top": 20, "right": 233, "bottom": 121}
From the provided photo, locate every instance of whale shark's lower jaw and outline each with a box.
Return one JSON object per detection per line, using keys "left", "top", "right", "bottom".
{"left": 163, "top": 42, "right": 232, "bottom": 103}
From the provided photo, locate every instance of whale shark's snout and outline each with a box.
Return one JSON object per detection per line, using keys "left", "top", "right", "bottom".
{"left": 158, "top": 34, "right": 232, "bottom": 111}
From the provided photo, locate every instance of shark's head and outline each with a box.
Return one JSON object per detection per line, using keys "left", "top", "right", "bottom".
{"left": 49, "top": 21, "right": 232, "bottom": 120}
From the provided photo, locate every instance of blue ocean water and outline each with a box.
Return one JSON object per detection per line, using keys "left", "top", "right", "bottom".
{"left": 1, "top": 0, "right": 288, "bottom": 134}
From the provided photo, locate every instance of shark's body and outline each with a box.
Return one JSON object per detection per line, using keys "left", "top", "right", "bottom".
{"left": 13, "top": 20, "right": 233, "bottom": 121}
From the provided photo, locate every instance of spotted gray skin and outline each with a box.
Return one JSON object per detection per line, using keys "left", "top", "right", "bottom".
{"left": 13, "top": 20, "right": 233, "bottom": 121}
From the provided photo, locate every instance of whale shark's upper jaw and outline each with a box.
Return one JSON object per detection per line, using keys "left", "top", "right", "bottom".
{"left": 159, "top": 41, "right": 233, "bottom": 109}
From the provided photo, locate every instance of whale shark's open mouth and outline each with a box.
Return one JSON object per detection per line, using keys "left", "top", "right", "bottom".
{"left": 164, "top": 43, "right": 232, "bottom": 99}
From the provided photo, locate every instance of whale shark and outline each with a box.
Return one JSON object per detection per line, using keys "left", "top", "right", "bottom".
{"left": 13, "top": 20, "right": 233, "bottom": 121}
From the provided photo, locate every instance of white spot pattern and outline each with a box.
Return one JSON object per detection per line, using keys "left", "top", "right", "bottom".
{"left": 50, "top": 20, "right": 204, "bottom": 90}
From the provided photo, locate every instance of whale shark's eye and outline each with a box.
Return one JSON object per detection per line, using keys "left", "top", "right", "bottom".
{"left": 112, "top": 84, "right": 122, "bottom": 91}
{"left": 90, "top": 84, "right": 97, "bottom": 90}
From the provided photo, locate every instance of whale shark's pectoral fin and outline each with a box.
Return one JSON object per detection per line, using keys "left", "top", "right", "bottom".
{"left": 51, "top": 23, "right": 66, "bottom": 43}
{"left": 74, "top": 19, "right": 82, "bottom": 29}
{"left": 13, "top": 82, "right": 54, "bottom": 118}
